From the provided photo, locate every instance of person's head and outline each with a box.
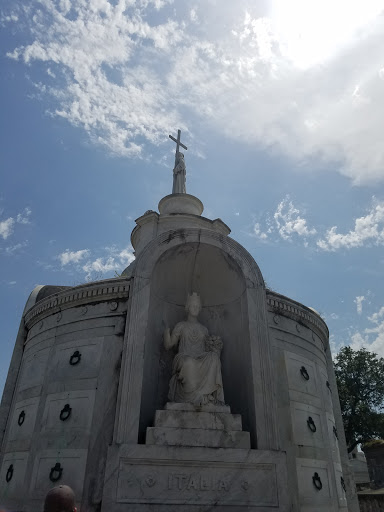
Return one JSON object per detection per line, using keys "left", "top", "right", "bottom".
{"left": 43, "top": 485, "right": 76, "bottom": 512}
{"left": 186, "top": 292, "right": 202, "bottom": 317}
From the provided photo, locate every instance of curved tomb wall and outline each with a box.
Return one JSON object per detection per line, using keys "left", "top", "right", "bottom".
{"left": 266, "top": 291, "right": 354, "bottom": 512}
{"left": 0, "top": 280, "right": 130, "bottom": 512}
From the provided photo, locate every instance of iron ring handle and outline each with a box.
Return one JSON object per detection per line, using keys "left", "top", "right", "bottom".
{"left": 326, "top": 380, "right": 332, "bottom": 393}
{"left": 49, "top": 463, "right": 63, "bottom": 482}
{"left": 69, "top": 350, "right": 81, "bottom": 365}
{"left": 341, "top": 476, "right": 346, "bottom": 492}
{"left": 300, "top": 366, "right": 310, "bottom": 380}
{"left": 312, "top": 472, "right": 322, "bottom": 490}
{"left": 307, "top": 416, "right": 317, "bottom": 432}
{"left": 6, "top": 464, "right": 13, "bottom": 483}
{"left": 18, "top": 410, "right": 25, "bottom": 426}
{"left": 59, "top": 404, "right": 72, "bottom": 421}
{"left": 333, "top": 425, "right": 338, "bottom": 439}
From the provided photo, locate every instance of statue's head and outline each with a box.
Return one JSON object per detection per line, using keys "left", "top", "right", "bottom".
{"left": 178, "top": 152, "right": 184, "bottom": 159}
{"left": 185, "top": 292, "right": 202, "bottom": 316}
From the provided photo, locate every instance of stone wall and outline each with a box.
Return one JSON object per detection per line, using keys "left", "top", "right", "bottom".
{"left": 266, "top": 290, "right": 359, "bottom": 512}
{"left": 0, "top": 279, "right": 130, "bottom": 512}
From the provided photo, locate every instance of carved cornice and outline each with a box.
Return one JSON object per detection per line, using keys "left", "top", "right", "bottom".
{"left": 24, "top": 278, "right": 130, "bottom": 330}
{"left": 266, "top": 290, "right": 329, "bottom": 342}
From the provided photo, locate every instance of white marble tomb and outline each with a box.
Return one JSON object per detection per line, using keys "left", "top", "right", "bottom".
{"left": 0, "top": 140, "right": 359, "bottom": 511}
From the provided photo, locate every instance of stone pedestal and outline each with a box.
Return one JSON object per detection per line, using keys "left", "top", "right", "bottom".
{"left": 102, "top": 444, "right": 289, "bottom": 511}
{"left": 100, "top": 405, "right": 288, "bottom": 510}
{"left": 146, "top": 402, "right": 251, "bottom": 449}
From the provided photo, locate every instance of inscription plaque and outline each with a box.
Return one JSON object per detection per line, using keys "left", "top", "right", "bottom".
{"left": 117, "top": 459, "right": 278, "bottom": 507}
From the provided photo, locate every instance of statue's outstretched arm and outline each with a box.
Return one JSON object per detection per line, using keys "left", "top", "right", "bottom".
{"left": 164, "top": 326, "right": 180, "bottom": 350}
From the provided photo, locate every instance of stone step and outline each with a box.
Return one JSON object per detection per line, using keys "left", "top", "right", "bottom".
{"left": 164, "top": 402, "right": 231, "bottom": 413}
{"left": 146, "top": 427, "right": 251, "bottom": 449}
{"left": 154, "top": 409, "right": 242, "bottom": 431}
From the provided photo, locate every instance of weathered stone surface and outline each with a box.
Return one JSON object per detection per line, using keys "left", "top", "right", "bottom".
{"left": 0, "top": 279, "right": 128, "bottom": 512}
{"left": 349, "top": 455, "right": 370, "bottom": 485}
{"left": 267, "top": 291, "right": 360, "bottom": 512}
{"left": 146, "top": 426, "right": 250, "bottom": 448}
{"left": 154, "top": 409, "right": 242, "bottom": 431}
{"left": 0, "top": 451, "right": 29, "bottom": 501}
{"left": 164, "top": 402, "right": 231, "bottom": 413}
{"left": 130, "top": 211, "right": 231, "bottom": 256}
{"left": 158, "top": 194, "right": 203, "bottom": 216}
{"left": 102, "top": 444, "right": 289, "bottom": 511}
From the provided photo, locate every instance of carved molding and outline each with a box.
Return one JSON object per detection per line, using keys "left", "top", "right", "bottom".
{"left": 24, "top": 278, "right": 131, "bottom": 330}
{"left": 266, "top": 291, "right": 329, "bottom": 344}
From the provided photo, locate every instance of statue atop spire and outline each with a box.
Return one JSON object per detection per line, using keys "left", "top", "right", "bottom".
{"left": 169, "top": 129, "right": 187, "bottom": 194}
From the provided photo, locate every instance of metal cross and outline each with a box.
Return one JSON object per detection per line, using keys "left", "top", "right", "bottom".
{"left": 169, "top": 129, "right": 187, "bottom": 154}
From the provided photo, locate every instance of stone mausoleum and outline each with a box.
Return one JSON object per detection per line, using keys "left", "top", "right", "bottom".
{"left": 0, "top": 132, "right": 359, "bottom": 511}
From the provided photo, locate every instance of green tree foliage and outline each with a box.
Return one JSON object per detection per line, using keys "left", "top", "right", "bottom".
{"left": 334, "top": 346, "right": 384, "bottom": 452}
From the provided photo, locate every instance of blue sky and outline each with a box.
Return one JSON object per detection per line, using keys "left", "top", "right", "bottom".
{"left": 1, "top": 0, "right": 384, "bottom": 395}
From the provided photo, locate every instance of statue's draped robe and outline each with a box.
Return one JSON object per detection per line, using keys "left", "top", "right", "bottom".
{"left": 168, "top": 321, "right": 224, "bottom": 404}
{"left": 172, "top": 155, "right": 186, "bottom": 194}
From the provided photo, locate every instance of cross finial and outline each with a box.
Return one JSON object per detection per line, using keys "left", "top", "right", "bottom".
{"left": 169, "top": 129, "right": 187, "bottom": 155}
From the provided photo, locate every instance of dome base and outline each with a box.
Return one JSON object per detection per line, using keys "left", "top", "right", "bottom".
{"left": 158, "top": 194, "right": 204, "bottom": 216}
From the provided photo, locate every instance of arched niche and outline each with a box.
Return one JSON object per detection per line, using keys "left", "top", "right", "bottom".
{"left": 116, "top": 228, "right": 277, "bottom": 451}
{"left": 139, "top": 242, "right": 257, "bottom": 446}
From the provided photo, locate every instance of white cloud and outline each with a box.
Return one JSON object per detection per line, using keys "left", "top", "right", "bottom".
{"left": 58, "top": 249, "right": 90, "bottom": 265}
{"left": 0, "top": 208, "right": 32, "bottom": 241}
{"left": 5, "top": 241, "right": 28, "bottom": 255}
{"left": 82, "top": 245, "right": 135, "bottom": 279}
{"left": 273, "top": 197, "right": 316, "bottom": 241}
{"left": 349, "top": 331, "right": 368, "bottom": 351}
{"left": 0, "top": 218, "right": 15, "bottom": 240}
{"left": 253, "top": 222, "right": 268, "bottom": 240}
{"left": 249, "top": 196, "right": 316, "bottom": 246}
{"left": 117, "top": 247, "right": 136, "bottom": 265}
{"left": 82, "top": 257, "right": 118, "bottom": 276}
{"left": 317, "top": 201, "right": 384, "bottom": 251}
{"left": 56, "top": 245, "right": 135, "bottom": 278}
{"left": 350, "top": 305, "right": 384, "bottom": 357}
{"left": 354, "top": 295, "right": 365, "bottom": 315}
{"left": 16, "top": 207, "right": 32, "bottom": 224}
{"left": 7, "top": 0, "right": 184, "bottom": 157}
{"left": 367, "top": 306, "right": 384, "bottom": 327}
{"left": 249, "top": 196, "right": 384, "bottom": 252}
{"left": 5, "top": 0, "right": 384, "bottom": 183}
{"left": 190, "top": 8, "right": 198, "bottom": 23}
{"left": 0, "top": 13, "right": 18, "bottom": 26}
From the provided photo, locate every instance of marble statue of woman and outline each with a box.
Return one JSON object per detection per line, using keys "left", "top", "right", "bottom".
{"left": 164, "top": 293, "right": 225, "bottom": 406}
{"left": 172, "top": 152, "right": 186, "bottom": 194}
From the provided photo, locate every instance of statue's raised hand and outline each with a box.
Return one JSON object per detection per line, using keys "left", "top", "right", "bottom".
{"left": 164, "top": 327, "right": 172, "bottom": 350}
